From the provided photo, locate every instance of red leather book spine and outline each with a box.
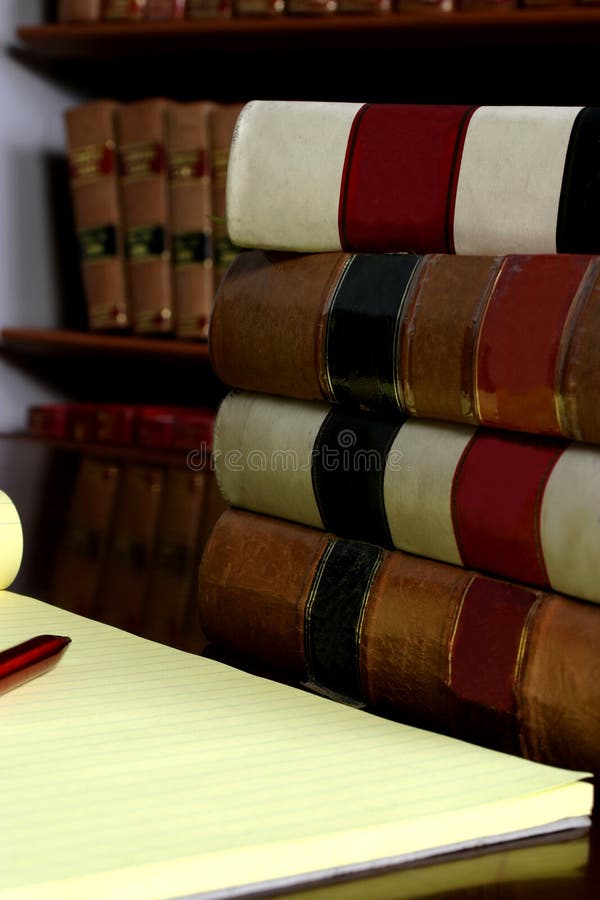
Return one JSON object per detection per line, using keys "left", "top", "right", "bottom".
{"left": 101, "top": 0, "right": 148, "bottom": 18}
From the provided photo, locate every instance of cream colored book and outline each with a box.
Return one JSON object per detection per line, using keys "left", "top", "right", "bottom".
{"left": 0, "top": 591, "right": 592, "bottom": 900}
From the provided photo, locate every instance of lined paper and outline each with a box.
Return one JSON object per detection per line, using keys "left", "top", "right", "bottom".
{"left": 0, "top": 492, "right": 23, "bottom": 590}
{"left": 0, "top": 592, "right": 592, "bottom": 900}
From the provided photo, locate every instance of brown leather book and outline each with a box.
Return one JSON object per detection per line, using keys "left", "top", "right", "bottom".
{"left": 94, "top": 462, "right": 164, "bottom": 634}
{"left": 167, "top": 101, "right": 216, "bottom": 340}
{"left": 49, "top": 455, "right": 121, "bottom": 617}
{"left": 207, "top": 103, "right": 245, "bottom": 291}
{"left": 141, "top": 466, "right": 225, "bottom": 652}
{"left": 116, "top": 98, "right": 174, "bottom": 335}
{"left": 210, "top": 250, "right": 600, "bottom": 444}
{"left": 64, "top": 100, "right": 130, "bottom": 331}
{"left": 199, "top": 507, "right": 600, "bottom": 776}
{"left": 58, "top": 0, "right": 102, "bottom": 19}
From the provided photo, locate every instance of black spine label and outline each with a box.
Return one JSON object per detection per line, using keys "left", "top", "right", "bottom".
{"left": 324, "top": 253, "right": 421, "bottom": 413}
{"left": 304, "top": 538, "right": 384, "bottom": 701}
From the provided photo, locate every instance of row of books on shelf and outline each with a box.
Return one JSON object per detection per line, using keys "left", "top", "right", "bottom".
{"left": 28, "top": 401, "right": 215, "bottom": 450}
{"left": 56, "top": 0, "right": 600, "bottom": 19}
{"left": 47, "top": 448, "right": 226, "bottom": 651}
{"left": 65, "top": 97, "right": 242, "bottom": 338}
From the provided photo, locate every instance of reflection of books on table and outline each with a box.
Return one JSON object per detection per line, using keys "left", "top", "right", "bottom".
{"left": 0, "top": 591, "right": 593, "bottom": 900}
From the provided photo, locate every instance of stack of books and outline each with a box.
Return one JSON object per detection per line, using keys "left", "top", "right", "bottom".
{"left": 64, "top": 97, "right": 243, "bottom": 337}
{"left": 199, "top": 100, "right": 600, "bottom": 778}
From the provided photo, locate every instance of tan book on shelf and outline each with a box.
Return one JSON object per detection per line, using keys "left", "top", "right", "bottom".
{"left": 94, "top": 461, "right": 164, "bottom": 634}
{"left": 58, "top": 0, "right": 102, "bottom": 19}
{"left": 141, "top": 467, "right": 210, "bottom": 652}
{"left": 48, "top": 455, "right": 121, "bottom": 618}
{"left": 116, "top": 98, "right": 174, "bottom": 335}
{"left": 208, "top": 102, "right": 245, "bottom": 290}
{"left": 167, "top": 101, "right": 216, "bottom": 340}
{"left": 64, "top": 100, "right": 130, "bottom": 331}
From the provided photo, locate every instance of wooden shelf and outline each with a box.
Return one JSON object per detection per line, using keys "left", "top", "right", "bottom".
{"left": 0, "top": 328, "right": 210, "bottom": 361}
{"left": 16, "top": 11, "right": 600, "bottom": 58}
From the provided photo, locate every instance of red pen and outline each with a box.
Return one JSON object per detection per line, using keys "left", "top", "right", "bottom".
{"left": 0, "top": 635, "right": 71, "bottom": 696}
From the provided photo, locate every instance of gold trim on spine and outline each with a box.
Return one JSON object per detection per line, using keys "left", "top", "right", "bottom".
{"left": 554, "top": 256, "right": 600, "bottom": 441}
{"left": 444, "top": 574, "right": 475, "bottom": 687}
{"left": 303, "top": 539, "right": 337, "bottom": 684}
{"left": 391, "top": 256, "right": 424, "bottom": 413}
{"left": 320, "top": 255, "right": 355, "bottom": 402}
{"left": 470, "top": 255, "right": 508, "bottom": 425}
{"left": 513, "top": 594, "right": 545, "bottom": 760}
{"left": 354, "top": 549, "right": 385, "bottom": 693}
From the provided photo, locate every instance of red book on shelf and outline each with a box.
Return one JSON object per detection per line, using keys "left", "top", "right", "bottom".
{"left": 94, "top": 404, "right": 139, "bottom": 445}
{"left": 28, "top": 405, "right": 72, "bottom": 441}
{"left": 101, "top": 0, "right": 148, "bottom": 18}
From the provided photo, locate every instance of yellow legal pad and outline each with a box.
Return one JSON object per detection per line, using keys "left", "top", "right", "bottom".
{"left": 0, "top": 592, "right": 593, "bottom": 900}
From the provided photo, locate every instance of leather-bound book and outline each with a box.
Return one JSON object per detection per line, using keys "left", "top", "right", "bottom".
{"left": 337, "top": 0, "right": 391, "bottom": 10}
{"left": 94, "top": 462, "right": 164, "bottom": 634}
{"left": 198, "top": 507, "right": 600, "bottom": 775}
{"left": 141, "top": 467, "right": 209, "bottom": 651}
{"left": 64, "top": 100, "right": 130, "bottom": 331}
{"left": 101, "top": 0, "right": 148, "bottom": 18}
{"left": 116, "top": 98, "right": 174, "bottom": 335}
{"left": 227, "top": 101, "right": 600, "bottom": 254}
{"left": 167, "top": 101, "right": 216, "bottom": 340}
{"left": 208, "top": 103, "right": 245, "bottom": 290}
{"left": 58, "top": 0, "right": 102, "bottom": 19}
{"left": 210, "top": 251, "right": 600, "bottom": 444}
{"left": 49, "top": 455, "right": 121, "bottom": 617}
{"left": 28, "top": 404, "right": 72, "bottom": 440}
{"left": 214, "top": 391, "right": 600, "bottom": 604}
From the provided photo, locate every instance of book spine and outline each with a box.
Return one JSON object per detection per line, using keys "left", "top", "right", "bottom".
{"left": 213, "top": 391, "right": 600, "bottom": 604}
{"left": 94, "top": 462, "right": 164, "bottom": 633}
{"left": 167, "top": 101, "right": 216, "bottom": 340}
{"left": 226, "top": 101, "right": 599, "bottom": 255}
{"left": 58, "top": 0, "right": 102, "bottom": 20}
{"left": 117, "top": 98, "right": 174, "bottom": 335}
{"left": 49, "top": 455, "right": 122, "bottom": 617}
{"left": 64, "top": 100, "right": 130, "bottom": 331}
{"left": 198, "top": 507, "right": 600, "bottom": 775}
{"left": 209, "top": 250, "right": 600, "bottom": 444}
{"left": 141, "top": 467, "right": 209, "bottom": 651}
{"left": 208, "top": 103, "right": 245, "bottom": 290}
